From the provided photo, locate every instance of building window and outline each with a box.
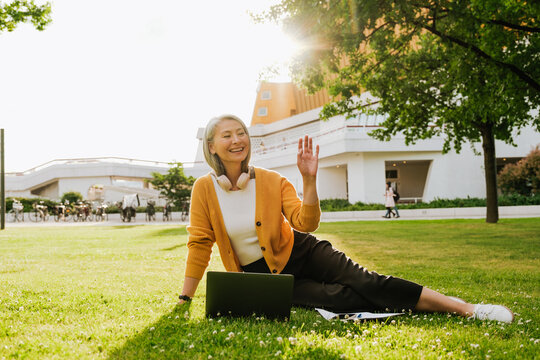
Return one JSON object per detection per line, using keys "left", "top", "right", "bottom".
{"left": 385, "top": 170, "right": 398, "bottom": 179}
{"left": 261, "top": 90, "right": 271, "bottom": 100}
{"left": 258, "top": 107, "right": 268, "bottom": 116}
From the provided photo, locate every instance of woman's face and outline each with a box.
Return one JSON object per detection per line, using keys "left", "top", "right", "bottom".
{"left": 209, "top": 119, "right": 250, "bottom": 165}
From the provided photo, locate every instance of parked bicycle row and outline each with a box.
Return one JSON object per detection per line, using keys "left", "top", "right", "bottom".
{"left": 7, "top": 197, "right": 188, "bottom": 223}
{"left": 8, "top": 199, "right": 111, "bottom": 223}
{"left": 116, "top": 194, "right": 188, "bottom": 223}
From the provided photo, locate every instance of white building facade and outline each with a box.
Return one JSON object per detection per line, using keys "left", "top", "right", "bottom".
{"left": 194, "top": 108, "right": 540, "bottom": 204}
{"left": 5, "top": 157, "right": 207, "bottom": 205}
{"left": 7, "top": 112, "right": 538, "bottom": 206}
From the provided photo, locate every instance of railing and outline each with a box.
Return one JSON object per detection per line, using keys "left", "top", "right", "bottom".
{"left": 252, "top": 113, "right": 388, "bottom": 157}
{"left": 399, "top": 197, "right": 423, "bottom": 204}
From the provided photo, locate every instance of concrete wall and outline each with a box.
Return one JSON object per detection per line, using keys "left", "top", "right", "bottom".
{"left": 318, "top": 165, "right": 348, "bottom": 199}
{"left": 423, "top": 151, "right": 485, "bottom": 201}
{"left": 271, "top": 165, "right": 303, "bottom": 196}
{"left": 6, "top": 190, "right": 32, "bottom": 198}
{"left": 56, "top": 177, "right": 113, "bottom": 201}
{"left": 34, "top": 181, "right": 60, "bottom": 199}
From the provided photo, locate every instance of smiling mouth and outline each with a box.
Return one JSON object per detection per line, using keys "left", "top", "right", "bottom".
{"left": 229, "top": 148, "right": 244, "bottom": 153}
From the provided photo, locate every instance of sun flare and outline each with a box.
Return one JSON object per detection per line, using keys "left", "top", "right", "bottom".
{"left": 255, "top": 24, "right": 304, "bottom": 81}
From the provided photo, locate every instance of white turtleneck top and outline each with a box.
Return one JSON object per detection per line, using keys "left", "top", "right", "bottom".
{"left": 211, "top": 176, "right": 263, "bottom": 266}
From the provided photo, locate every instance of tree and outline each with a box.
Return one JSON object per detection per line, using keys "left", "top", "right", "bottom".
{"left": 61, "top": 191, "right": 83, "bottom": 205}
{"left": 0, "top": 1, "right": 52, "bottom": 33}
{"left": 148, "top": 162, "right": 195, "bottom": 209}
{"left": 258, "top": 0, "right": 539, "bottom": 223}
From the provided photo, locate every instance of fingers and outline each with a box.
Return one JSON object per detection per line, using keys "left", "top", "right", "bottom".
{"left": 298, "top": 135, "right": 315, "bottom": 154}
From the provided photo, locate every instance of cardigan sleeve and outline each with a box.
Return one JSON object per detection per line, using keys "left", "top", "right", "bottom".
{"left": 280, "top": 176, "right": 320, "bottom": 233}
{"left": 185, "top": 177, "right": 215, "bottom": 280}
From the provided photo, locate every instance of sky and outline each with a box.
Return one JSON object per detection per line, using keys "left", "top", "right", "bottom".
{"left": 0, "top": 0, "right": 299, "bottom": 172}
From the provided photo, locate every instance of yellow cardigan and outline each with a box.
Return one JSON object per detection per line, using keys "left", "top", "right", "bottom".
{"left": 185, "top": 167, "right": 321, "bottom": 280}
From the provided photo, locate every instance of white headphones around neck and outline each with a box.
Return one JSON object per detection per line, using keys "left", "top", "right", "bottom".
{"left": 212, "top": 167, "right": 254, "bottom": 192}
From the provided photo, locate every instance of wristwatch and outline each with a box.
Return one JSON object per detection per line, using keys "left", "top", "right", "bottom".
{"left": 179, "top": 294, "right": 192, "bottom": 302}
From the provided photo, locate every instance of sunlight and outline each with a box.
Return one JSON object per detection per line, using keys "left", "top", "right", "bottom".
{"left": 255, "top": 23, "right": 304, "bottom": 82}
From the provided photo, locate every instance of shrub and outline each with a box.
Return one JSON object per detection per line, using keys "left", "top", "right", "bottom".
{"left": 5, "top": 197, "right": 58, "bottom": 212}
{"left": 61, "top": 191, "right": 83, "bottom": 205}
{"left": 498, "top": 193, "right": 540, "bottom": 206}
{"left": 320, "top": 199, "right": 385, "bottom": 211}
{"left": 498, "top": 146, "right": 540, "bottom": 196}
{"left": 320, "top": 194, "right": 540, "bottom": 212}
{"left": 320, "top": 199, "right": 353, "bottom": 210}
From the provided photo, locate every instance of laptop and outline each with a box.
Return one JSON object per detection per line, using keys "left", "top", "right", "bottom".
{"left": 205, "top": 271, "right": 294, "bottom": 320}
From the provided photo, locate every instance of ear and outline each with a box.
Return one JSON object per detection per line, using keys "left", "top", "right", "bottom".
{"left": 209, "top": 143, "right": 216, "bottom": 155}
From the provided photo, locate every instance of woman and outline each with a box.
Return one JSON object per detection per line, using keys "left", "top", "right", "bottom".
{"left": 383, "top": 182, "right": 399, "bottom": 218}
{"left": 178, "top": 114, "right": 513, "bottom": 323}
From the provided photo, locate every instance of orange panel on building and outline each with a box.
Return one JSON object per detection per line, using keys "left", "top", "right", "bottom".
{"left": 251, "top": 82, "right": 330, "bottom": 126}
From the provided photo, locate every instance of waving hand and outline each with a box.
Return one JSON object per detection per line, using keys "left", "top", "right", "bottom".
{"left": 297, "top": 135, "right": 319, "bottom": 179}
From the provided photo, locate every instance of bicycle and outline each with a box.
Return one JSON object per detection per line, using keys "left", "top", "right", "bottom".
{"left": 54, "top": 201, "right": 72, "bottom": 222}
{"left": 180, "top": 201, "right": 190, "bottom": 222}
{"left": 145, "top": 200, "right": 156, "bottom": 221}
{"left": 29, "top": 201, "right": 50, "bottom": 222}
{"left": 120, "top": 194, "right": 139, "bottom": 223}
{"left": 8, "top": 200, "right": 24, "bottom": 222}
{"left": 84, "top": 202, "right": 94, "bottom": 222}
{"left": 94, "top": 202, "right": 108, "bottom": 222}
{"left": 116, "top": 201, "right": 126, "bottom": 222}
{"left": 72, "top": 201, "right": 89, "bottom": 222}
{"left": 162, "top": 202, "right": 172, "bottom": 221}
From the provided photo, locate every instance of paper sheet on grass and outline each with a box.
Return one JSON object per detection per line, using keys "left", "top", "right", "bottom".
{"left": 316, "top": 308, "right": 404, "bottom": 321}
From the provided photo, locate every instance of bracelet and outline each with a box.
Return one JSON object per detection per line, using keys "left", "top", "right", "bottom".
{"left": 179, "top": 294, "right": 192, "bottom": 302}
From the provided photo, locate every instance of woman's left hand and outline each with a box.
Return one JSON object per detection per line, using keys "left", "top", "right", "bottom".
{"left": 297, "top": 135, "right": 319, "bottom": 179}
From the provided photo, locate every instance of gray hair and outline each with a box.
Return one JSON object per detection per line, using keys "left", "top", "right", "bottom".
{"left": 203, "top": 114, "right": 251, "bottom": 176}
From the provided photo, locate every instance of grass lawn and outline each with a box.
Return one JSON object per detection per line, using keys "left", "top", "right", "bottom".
{"left": 0, "top": 219, "right": 539, "bottom": 359}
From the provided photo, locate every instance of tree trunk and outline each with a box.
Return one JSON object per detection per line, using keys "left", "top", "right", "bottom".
{"left": 480, "top": 123, "right": 499, "bottom": 223}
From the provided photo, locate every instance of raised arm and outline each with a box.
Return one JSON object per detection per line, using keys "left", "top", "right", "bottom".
{"left": 297, "top": 135, "right": 319, "bottom": 206}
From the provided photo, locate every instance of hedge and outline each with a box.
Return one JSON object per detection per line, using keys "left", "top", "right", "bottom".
{"left": 320, "top": 194, "right": 540, "bottom": 212}
{"left": 5, "top": 197, "right": 58, "bottom": 213}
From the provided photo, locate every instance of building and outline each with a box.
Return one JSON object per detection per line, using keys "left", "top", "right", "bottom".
{"left": 5, "top": 157, "right": 206, "bottom": 205}
{"left": 194, "top": 82, "right": 540, "bottom": 204}
{"left": 7, "top": 82, "right": 538, "bottom": 206}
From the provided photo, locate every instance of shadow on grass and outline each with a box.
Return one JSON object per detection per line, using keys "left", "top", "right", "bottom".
{"left": 151, "top": 227, "right": 188, "bottom": 237}
{"left": 110, "top": 225, "right": 148, "bottom": 230}
{"left": 160, "top": 243, "right": 186, "bottom": 251}
{"left": 109, "top": 285, "right": 531, "bottom": 360}
{"left": 108, "top": 305, "right": 350, "bottom": 360}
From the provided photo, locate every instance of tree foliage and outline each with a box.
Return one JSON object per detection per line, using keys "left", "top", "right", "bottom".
{"left": 0, "top": 0, "right": 52, "bottom": 33}
{"left": 258, "top": 0, "right": 540, "bottom": 223}
{"left": 498, "top": 146, "right": 540, "bottom": 196}
{"left": 61, "top": 191, "right": 83, "bottom": 205}
{"left": 148, "top": 162, "right": 195, "bottom": 209}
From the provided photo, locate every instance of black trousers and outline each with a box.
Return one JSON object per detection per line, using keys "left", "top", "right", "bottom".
{"left": 242, "top": 231, "right": 423, "bottom": 312}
